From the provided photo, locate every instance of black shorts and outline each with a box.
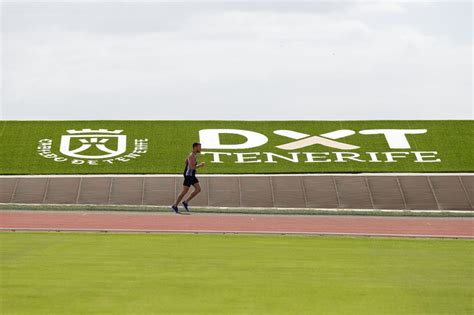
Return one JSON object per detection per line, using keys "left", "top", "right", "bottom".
{"left": 183, "top": 175, "right": 199, "bottom": 187}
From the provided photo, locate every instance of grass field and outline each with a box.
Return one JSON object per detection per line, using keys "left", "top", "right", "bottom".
{"left": 1, "top": 233, "right": 473, "bottom": 314}
{"left": 0, "top": 120, "right": 473, "bottom": 174}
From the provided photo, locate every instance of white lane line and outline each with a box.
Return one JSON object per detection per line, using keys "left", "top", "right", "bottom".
{"left": 332, "top": 176, "right": 341, "bottom": 208}
{"left": 0, "top": 227, "right": 472, "bottom": 238}
{"left": 75, "top": 178, "right": 83, "bottom": 204}
{"left": 9, "top": 178, "right": 19, "bottom": 203}
{"left": 458, "top": 176, "right": 473, "bottom": 209}
{"left": 395, "top": 176, "right": 408, "bottom": 210}
{"left": 427, "top": 176, "right": 441, "bottom": 210}
{"left": 0, "top": 173, "right": 472, "bottom": 178}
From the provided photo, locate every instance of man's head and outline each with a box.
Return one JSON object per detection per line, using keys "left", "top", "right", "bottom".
{"left": 192, "top": 142, "right": 201, "bottom": 153}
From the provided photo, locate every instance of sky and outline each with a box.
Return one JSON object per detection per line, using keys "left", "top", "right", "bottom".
{"left": 0, "top": 1, "right": 472, "bottom": 120}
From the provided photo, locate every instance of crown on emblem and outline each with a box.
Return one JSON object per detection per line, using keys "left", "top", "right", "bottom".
{"left": 66, "top": 129, "right": 123, "bottom": 134}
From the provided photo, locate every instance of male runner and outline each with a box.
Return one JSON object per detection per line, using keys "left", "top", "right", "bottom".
{"left": 171, "top": 142, "right": 205, "bottom": 213}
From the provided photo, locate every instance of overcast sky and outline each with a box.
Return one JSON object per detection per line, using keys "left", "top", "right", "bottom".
{"left": 1, "top": 1, "right": 472, "bottom": 120}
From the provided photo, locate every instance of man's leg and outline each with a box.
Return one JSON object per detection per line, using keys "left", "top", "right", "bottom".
{"left": 185, "top": 183, "right": 201, "bottom": 203}
{"left": 173, "top": 186, "right": 190, "bottom": 207}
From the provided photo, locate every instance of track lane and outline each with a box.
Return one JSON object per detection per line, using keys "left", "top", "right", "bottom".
{"left": 1, "top": 210, "right": 473, "bottom": 238}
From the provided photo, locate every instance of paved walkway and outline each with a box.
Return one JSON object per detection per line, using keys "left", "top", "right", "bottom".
{"left": 0, "top": 175, "right": 473, "bottom": 211}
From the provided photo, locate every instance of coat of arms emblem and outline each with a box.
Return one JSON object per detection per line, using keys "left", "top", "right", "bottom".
{"left": 59, "top": 129, "right": 127, "bottom": 159}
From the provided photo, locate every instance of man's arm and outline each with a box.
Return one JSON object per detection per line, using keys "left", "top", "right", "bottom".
{"left": 188, "top": 154, "right": 197, "bottom": 169}
{"left": 189, "top": 154, "right": 205, "bottom": 169}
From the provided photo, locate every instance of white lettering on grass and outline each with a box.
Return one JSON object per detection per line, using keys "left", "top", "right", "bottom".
{"left": 334, "top": 152, "right": 366, "bottom": 162}
{"left": 201, "top": 152, "right": 232, "bottom": 163}
{"left": 275, "top": 129, "right": 359, "bottom": 150}
{"left": 235, "top": 152, "right": 262, "bottom": 163}
{"left": 359, "top": 129, "right": 427, "bottom": 149}
{"left": 413, "top": 151, "right": 441, "bottom": 162}
{"left": 384, "top": 152, "right": 409, "bottom": 162}
{"left": 199, "top": 129, "right": 268, "bottom": 150}
{"left": 367, "top": 152, "right": 382, "bottom": 162}
{"left": 304, "top": 152, "right": 331, "bottom": 163}
{"left": 264, "top": 152, "right": 300, "bottom": 163}
{"left": 200, "top": 151, "right": 441, "bottom": 164}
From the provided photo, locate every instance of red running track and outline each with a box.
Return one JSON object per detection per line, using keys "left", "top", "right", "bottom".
{"left": 1, "top": 211, "right": 473, "bottom": 238}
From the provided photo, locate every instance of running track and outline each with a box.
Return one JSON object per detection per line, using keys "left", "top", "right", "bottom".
{"left": 1, "top": 211, "right": 473, "bottom": 238}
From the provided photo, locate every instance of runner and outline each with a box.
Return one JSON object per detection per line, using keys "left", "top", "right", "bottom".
{"left": 171, "top": 142, "right": 205, "bottom": 213}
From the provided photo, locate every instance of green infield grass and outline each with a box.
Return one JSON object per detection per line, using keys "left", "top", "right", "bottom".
{"left": 0, "top": 120, "right": 473, "bottom": 174}
{"left": 1, "top": 233, "right": 473, "bottom": 314}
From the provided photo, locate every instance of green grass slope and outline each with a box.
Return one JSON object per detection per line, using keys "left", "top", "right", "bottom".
{"left": 1, "top": 233, "right": 473, "bottom": 314}
{"left": 0, "top": 120, "right": 472, "bottom": 174}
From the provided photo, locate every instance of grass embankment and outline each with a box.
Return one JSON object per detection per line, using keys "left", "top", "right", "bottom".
{"left": 0, "top": 120, "right": 472, "bottom": 174}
